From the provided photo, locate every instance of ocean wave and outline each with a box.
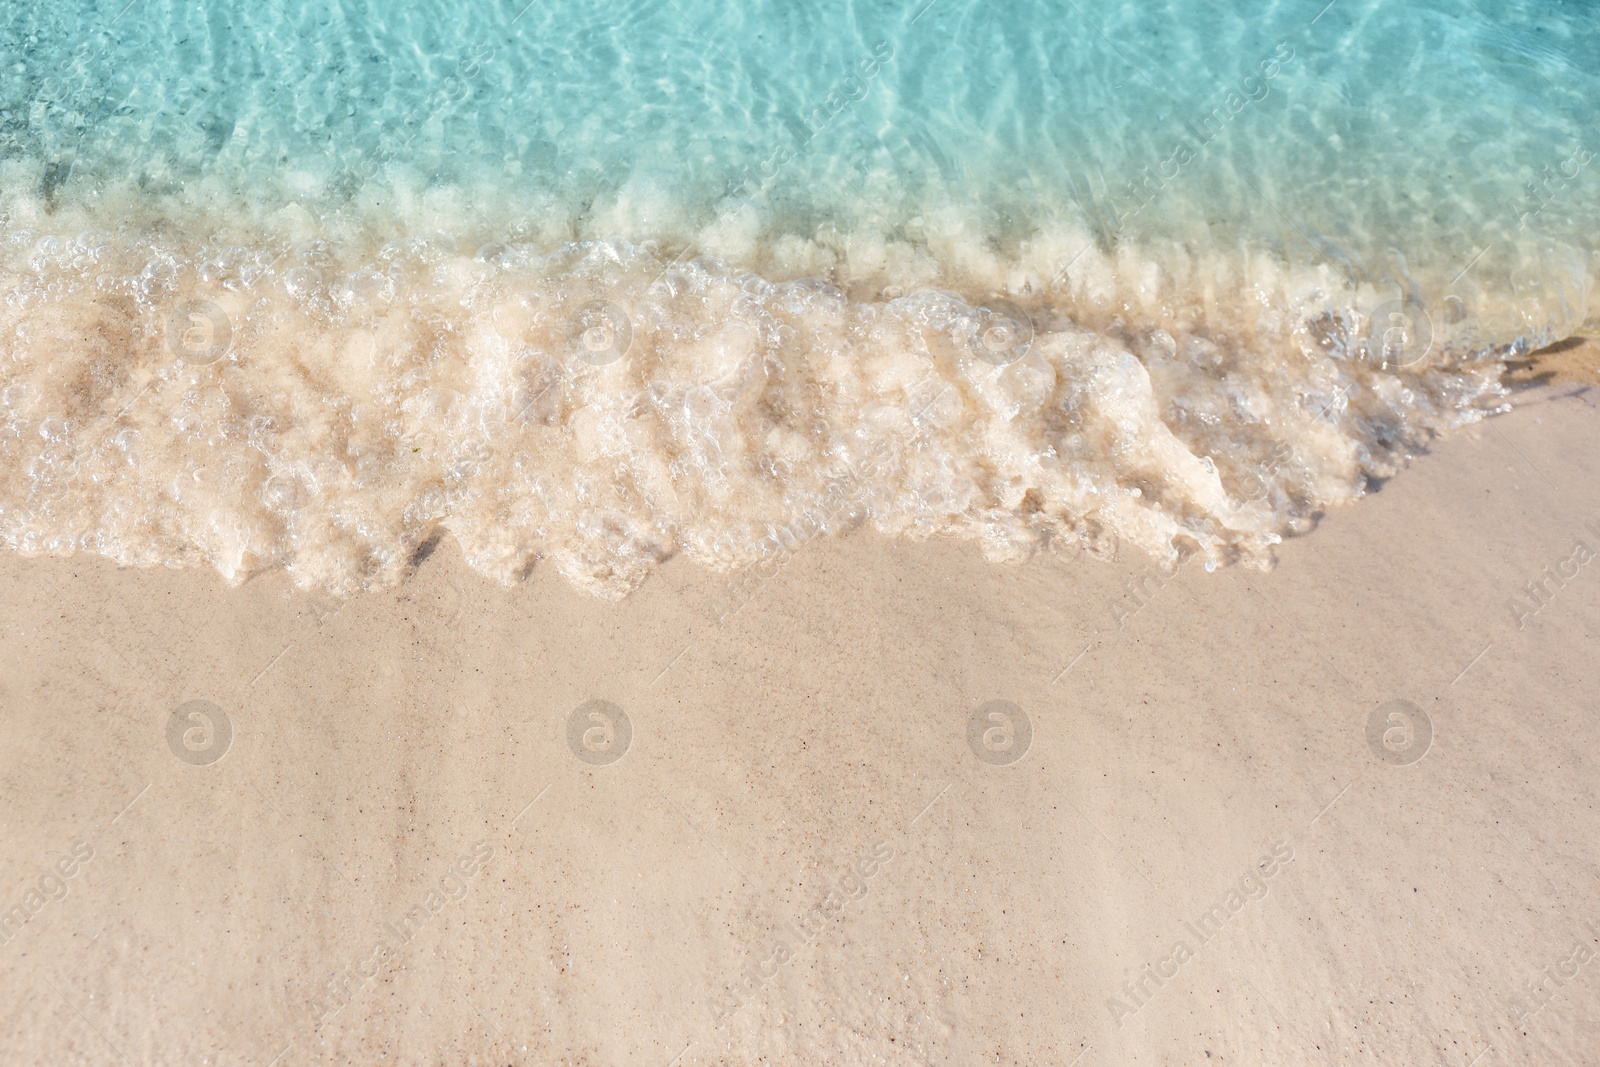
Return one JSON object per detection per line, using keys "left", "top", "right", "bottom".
{"left": 0, "top": 213, "right": 1529, "bottom": 597}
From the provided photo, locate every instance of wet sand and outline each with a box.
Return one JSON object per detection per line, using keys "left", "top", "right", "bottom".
{"left": 1, "top": 343, "right": 1597, "bottom": 1066}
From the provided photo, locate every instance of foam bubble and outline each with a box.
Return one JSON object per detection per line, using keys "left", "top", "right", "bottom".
{"left": 0, "top": 204, "right": 1526, "bottom": 598}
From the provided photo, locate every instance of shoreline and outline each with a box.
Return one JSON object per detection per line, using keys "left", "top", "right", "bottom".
{"left": 1, "top": 338, "right": 1596, "bottom": 1064}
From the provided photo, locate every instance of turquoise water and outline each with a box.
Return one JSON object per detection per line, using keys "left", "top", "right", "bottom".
{"left": 0, "top": 0, "right": 1595, "bottom": 594}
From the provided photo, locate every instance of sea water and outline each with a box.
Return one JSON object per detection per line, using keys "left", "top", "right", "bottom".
{"left": 0, "top": 0, "right": 1594, "bottom": 596}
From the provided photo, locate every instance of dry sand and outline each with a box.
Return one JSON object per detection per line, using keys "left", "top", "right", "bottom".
{"left": 2, "top": 342, "right": 1598, "bottom": 1066}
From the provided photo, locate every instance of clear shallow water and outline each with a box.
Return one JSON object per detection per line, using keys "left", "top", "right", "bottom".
{"left": 0, "top": 0, "right": 1595, "bottom": 595}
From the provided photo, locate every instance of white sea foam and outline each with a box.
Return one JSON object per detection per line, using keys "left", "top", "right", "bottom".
{"left": 0, "top": 177, "right": 1542, "bottom": 598}
{"left": 5, "top": 0, "right": 1597, "bottom": 602}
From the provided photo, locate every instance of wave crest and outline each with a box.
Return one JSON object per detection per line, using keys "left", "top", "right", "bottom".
{"left": 0, "top": 229, "right": 1519, "bottom": 597}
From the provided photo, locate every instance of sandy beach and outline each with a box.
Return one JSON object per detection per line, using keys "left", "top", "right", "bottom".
{"left": 0, "top": 341, "right": 1595, "bottom": 1065}
{"left": 4, "top": 0, "right": 1597, "bottom": 1060}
